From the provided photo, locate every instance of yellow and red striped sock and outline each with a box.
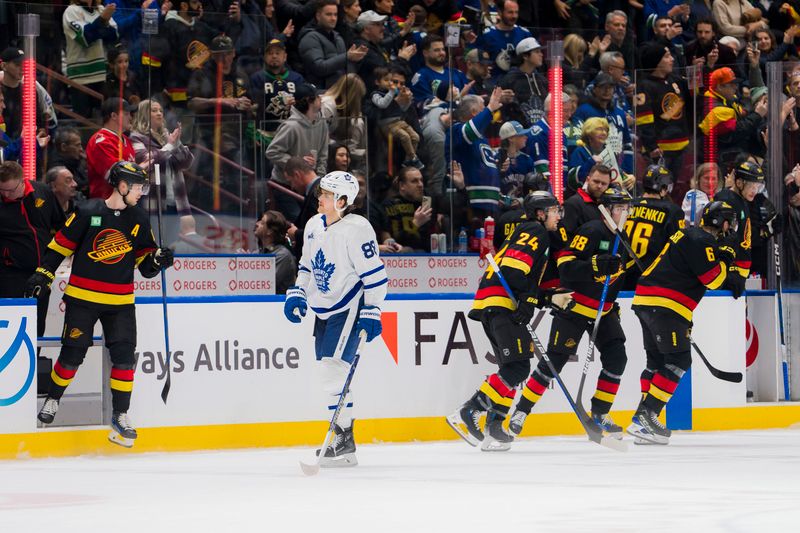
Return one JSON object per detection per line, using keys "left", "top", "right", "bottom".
{"left": 479, "top": 373, "right": 517, "bottom": 416}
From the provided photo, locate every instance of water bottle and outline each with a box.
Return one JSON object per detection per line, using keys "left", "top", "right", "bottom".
{"left": 438, "top": 233, "right": 447, "bottom": 254}
{"left": 483, "top": 216, "right": 495, "bottom": 243}
{"left": 458, "top": 228, "right": 468, "bottom": 254}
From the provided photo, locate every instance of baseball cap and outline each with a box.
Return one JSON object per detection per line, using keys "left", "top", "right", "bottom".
{"left": 293, "top": 82, "right": 319, "bottom": 101}
{"left": 358, "top": 10, "right": 387, "bottom": 24}
{"left": 266, "top": 38, "right": 286, "bottom": 51}
{"left": 592, "top": 72, "right": 615, "bottom": 87}
{"left": 211, "top": 35, "right": 235, "bottom": 53}
{"left": 710, "top": 67, "right": 738, "bottom": 88}
{"left": 499, "top": 120, "right": 530, "bottom": 140}
{"left": 0, "top": 47, "right": 24, "bottom": 63}
{"left": 750, "top": 86, "right": 767, "bottom": 103}
{"left": 465, "top": 48, "right": 492, "bottom": 65}
{"left": 516, "top": 37, "right": 541, "bottom": 56}
{"left": 718, "top": 36, "right": 740, "bottom": 50}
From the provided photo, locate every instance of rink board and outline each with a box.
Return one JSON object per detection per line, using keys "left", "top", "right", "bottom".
{"left": 1, "top": 293, "right": 799, "bottom": 458}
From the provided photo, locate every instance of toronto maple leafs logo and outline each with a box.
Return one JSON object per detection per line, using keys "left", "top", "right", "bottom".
{"left": 311, "top": 249, "right": 335, "bottom": 293}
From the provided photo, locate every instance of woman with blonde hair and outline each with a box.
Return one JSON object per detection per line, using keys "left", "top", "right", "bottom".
{"left": 321, "top": 73, "right": 367, "bottom": 169}
{"left": 562, "top": 33, "right": 591, "bottom": 89}
{"left": 130, "top": 99, "right": 194, "bottom": 224}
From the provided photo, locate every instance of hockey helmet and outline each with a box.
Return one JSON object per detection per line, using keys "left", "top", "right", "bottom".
{"left": 107, "top": 161, "right": 150, "bottom": 195}
{"left": 701, "top": 201, "right": 738, "bottom": 232}
{"left": 733, "top": 161, "right": 765, "bottom": 183}
{"left": 598, "top": 186, "right": 632, "bottom": 206}
{"left": 524, "top": 190, "right": 560, "bottom": 219}
{"left": 320, "top": 171, "right": 359, "bottom": 209}
{"left": 642, "top": 164, "right": 673, "bottom": 194}
{"left": 522, "top": 171, "right": 550, "bottom": 195}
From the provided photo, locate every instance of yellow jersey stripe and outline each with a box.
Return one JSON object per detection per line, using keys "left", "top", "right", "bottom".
{"left": 64, "top": 285, "right": 135, "bottom": 306}
{"left": 499, "top": 256, "right": 531, "bottom": 275}
{"left": 632, "top": 295, "right": 693, "bottom": 322}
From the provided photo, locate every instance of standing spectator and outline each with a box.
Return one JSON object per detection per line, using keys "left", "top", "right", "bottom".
{"left": 86, "top": 97, "right": 136, "bottom": 199}
{"left": 282, "top": 156, "right": 321, "bottom": 257}
{"left": 298, "top": 0, "right": 366, "bottom": 90}
{"left": 266, "top": 83, "right": 329, "bottom": 221}
{"left": 1, "top": 47, "right": 49, "bottom": 139}
{"left": 526, "top": 92, "right": 572, "bottom": 186}
{"left": 0, "top": 161, "right": 66, "bottom": 337}
{"left": 784, "top": 165, "right": 800, "bottom": 284}
{"left": 604, "top": 10, "right": 636, "bottom": 71}
{"left": 645, "top": 1, "right": 691, "bottom": 43}
{"left": 499, "top": 37, "right": 548, "bottom": 126}
{"left": 49, "top": 127, "right": 89, "bottom": 197}
{"left": 411, "top": 34, "right": 468, "bottom": 106}
{"left": 681, "top": 161, "right": 722, "bottom": 224}
{"left": 463, "top": 48, "right": 495, "bottom": 96}
{"left": 370, "top": 67, "right": 424, "bottom": 169}
{"left": 102, "top": 44, "right": 142, "bottom": 105}
{"left": 63, "top": 0, "right": 119, "bottom": 118}
{"left": 377, "top": 166, "right": 435, "bottom": 251}
{"left": 250, "top": 39, "right": 306, "bottom": 137}
{"left": 254, "top": 210, "right": 297, "bottom": 294}
{"left": 699, "top": 66, "right": 747, "bottom": 166}
{"left": 130, "top": 99, "right": 194, "bottom": 224}
{"left": 475, "top": 0, "right": 531, "bottom": 79}
{"left": 497, "top": 120, "right": 535, "bottom": 200}
{"left": 353, "top": 10, "right": 415, "bottom": 90}
{"left": 754, "top": 26, "right": 800, "bottom": 79}
{"left": 372, "top": 0, "right": 417, "bottom": 53}
{"left": 320, "top": 73, "right": 367, "bottom": 169}
{"left": 712, "top": 0, "right": 768, "bottom": 40}
{"left": 336, "top": 0, "right": 362, "bottom": 48}
{"left": 685, "top": 18, "right": 738, "bottom": 72}
{"left": 45, "top": 166, "right": 80, "bottom": 216}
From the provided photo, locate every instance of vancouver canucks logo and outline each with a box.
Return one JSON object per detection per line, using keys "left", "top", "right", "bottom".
{"left": 88, "top": 229, "right": 132, "bottom": 264}
{"left": 311, "top": 249, "right": 335, "bottom": 293}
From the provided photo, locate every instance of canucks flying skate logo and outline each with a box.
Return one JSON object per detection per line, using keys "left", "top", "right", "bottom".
{"left": 311, "top": 249, "right": 335, "bottom": 293}
{"left": 88, "top": 229, "right": 132, "bottom": 264}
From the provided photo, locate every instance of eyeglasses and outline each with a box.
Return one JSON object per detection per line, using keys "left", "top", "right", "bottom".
{"left": 0, "top": 180, "right": 22, "bottom": 195}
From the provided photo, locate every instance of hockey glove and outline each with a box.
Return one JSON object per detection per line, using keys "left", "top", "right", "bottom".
{"left": 356, "top": 305, "right": 382, "bottom": 342}
{"left": 717, "top": 244, "right": 736, "bottom": 268}
{"left": 544, "top": 289, "right": 574, "bottom": 312}
{"left": 724, "top": 269, "right": 746, "bottom": 299}
{"left": 511, "top": 294, "right": 539, "bottom": 325}
{"left": 591, "top": 254, "right": 622, "bottom": 277}
{"left": 153, "top": 247, "right": 175, "bottom": 269}
{"left": 284, "top": 286, "right": 307, "bottom": 323}
{"left": 24, "top": 267, "right": 54, "bottom": 299}
{"left": 761, "top": 214, "right": 783, "bottom": 239}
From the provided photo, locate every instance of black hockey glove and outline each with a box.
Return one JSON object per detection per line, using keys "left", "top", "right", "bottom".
{"left": 153, "top": 247, "right": 175, "bottom": 269}
{"left": 511, "top": 293, "right": 539, "bottom": 325}
{"left": 761, "top": 213, "right": 783, "bottom": 239}
{"left": 24, "top": 267, "right": 54, "bottom": 299}
{"left": 591, "top": 254, "right": 621, "bottom": 277}
{"left": 717, "top": 244, "right": 736, "bottom": 268}
{"left": 724, "top": 268, "right": 746, "bottom": 299}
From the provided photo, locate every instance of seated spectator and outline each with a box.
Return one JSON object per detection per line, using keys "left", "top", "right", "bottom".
{"left": 370, "top": 66, "right": 424, "bottom": 169}
{"left": 376, "top": 165, "right": 436, "bottom": 252}
{"left": 254, "top": 210, "right": 297, "bottom": 294}
{"left": 1, "top": 47, "right": 51, "bottom": 139}
{"left": 497, "top": 120, "right": 535, "bottom": 202}
{"left": 86, "top": 97, "right": 136, "bottom": 199}
{"left": 48, "top": 127, "right": 88, "bottom": 197}
{"left": 281, "top": 156, "right": 321, "bottom": 257}
{"left": 266, "top": 83, "right": 328, "bottom": 221}
{"left": 685, "top": 18, "right": 739, "bottom": 73}
{"left": 681, "top": 161, "right": 723, "bottom": 224}
{"left": 130, "top": 99, "right": 194, "bottom": 222}
{"left": 410, "top": 34, "right": 467, "bottom": 107}
{"left": 103, "top": 44, "right": 142, "bottom": 105}
{"left": 562, "top": 33, "right": 593, "bottom": 90}
{"left": 568, "top": 117, "right": 634, "bottom": 192}
{"left": 250, "top": 38, "right": 305, "bottom": 137}
{"left": 595, "top": 51, "right": 634, "bottom": 122}
{"left": 463, "top": 48, "right": 495, "bottom": 96}
{"left": 327, "top": 142, "right": 351, "bottom": 173}
{"left": 298, "top": 0, "right": 366, "bottom": 89}
{"left": 474, "top": 0, "right": 531, "bottom": 80}
{"left": 784, "top": 164, "right": 800, "bottom": 283}
{"left": 320, "top": 73, "right": 366, "bottom": 169}
{"left": 499, "top": 37, "right": 548, "bottom": 126}
{"left": 172, "top": 216, "right": 213, "bottom": 254}
{"left": 45, "top": 166, "right": 80, "bottom": 216}
{"left": 525, "top": 91, "right": 572, "bottom": 186}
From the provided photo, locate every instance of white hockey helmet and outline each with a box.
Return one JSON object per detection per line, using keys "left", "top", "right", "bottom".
{"left": 320, "top": 171, "right": 359, "bottom": 209}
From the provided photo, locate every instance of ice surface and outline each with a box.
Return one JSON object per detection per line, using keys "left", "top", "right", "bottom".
{"left": 2, "top": 429, "right": 799, "bottom": 533}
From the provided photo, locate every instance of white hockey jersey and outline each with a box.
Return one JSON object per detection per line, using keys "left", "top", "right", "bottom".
{"left": 296, "top": 213, "right": 388, "bottom": 319}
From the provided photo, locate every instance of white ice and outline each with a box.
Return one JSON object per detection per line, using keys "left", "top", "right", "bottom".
{"left": 1, "top": 429, "right": 799, "bottom": 533}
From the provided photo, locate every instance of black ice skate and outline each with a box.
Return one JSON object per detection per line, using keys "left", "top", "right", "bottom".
{"left": 591, "top": 412, "right": 624, "bottom": 440}
{"left": 316, "top": 423, "right": 358, "bottom": 467}
{"left": 37, "top": 397, "right": 59, "bottom": 424}
{"left": 481, "top": 413, "right": 514, "bottom": 452}
{"left": 445, "top": 396, "right": 486, "bottom": 447}
{"left": 108, "top": 411, "right": 138, "bottom": 448}
{"left": 626, "top": 407, "right": 670, "bottom": 445}
{"left": 508, "top": 410, "right": 528, "bottom": 436}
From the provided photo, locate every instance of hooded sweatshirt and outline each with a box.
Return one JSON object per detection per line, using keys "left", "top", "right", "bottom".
{"left": 265, "top": 106, "right": 329, "bottom": 183}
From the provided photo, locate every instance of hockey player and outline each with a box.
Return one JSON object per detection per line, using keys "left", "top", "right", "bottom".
{"left": 562, "top": 163, "right": 612, "bottom": 238}
{"left": 714, "top": 160, "right": 762, "bottom": 298}
{"left": 447, "top": 191, "right": 570, "bottom": 450}
{"left": 508, "top": 187, "right": 633, "bottom": 439}
{"left": 627, "top": 201, "right": 736, "bottom": 444}
{"left": 283, "top": 171, "right": 387, "bottom": 467}
{"left": 623, "top": 164, "right": 685, "bottom": 290}
{"left": 25, "top": 162, "right": 174, "bottom": 448}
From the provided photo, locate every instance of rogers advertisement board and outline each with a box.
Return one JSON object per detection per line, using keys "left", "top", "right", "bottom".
{"left": 382, "top": 254, "right": 486, "bottom": 294}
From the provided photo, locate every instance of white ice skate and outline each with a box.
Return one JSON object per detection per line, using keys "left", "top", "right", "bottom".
{"left": 108, "top": 411, "right": 138, "bottom": 448}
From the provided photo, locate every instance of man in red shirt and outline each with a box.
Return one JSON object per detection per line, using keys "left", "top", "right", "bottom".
{"left": 86, "top": 97, "right": 136, "bottom": 198}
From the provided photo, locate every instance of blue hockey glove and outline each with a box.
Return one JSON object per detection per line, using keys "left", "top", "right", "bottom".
{"left": 356, "top": 305, "right": 382, "bottom": 342}
{"left": 284, "top": 286, "right": 307, "bottom": 323}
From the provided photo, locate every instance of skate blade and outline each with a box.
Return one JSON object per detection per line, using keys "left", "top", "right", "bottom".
{"left": 319, "top": 453, "right": 358, "bottom": 468}
{"left": 108, "top": 430, "right": 135, "bottom": 448}
{"left": 445, "top": 413, "right": 480, "bottom": 447}
{"left": 480, "top": 438, "right": 511, "bottom": 452}
{"left": 626, "top": 426, "right": 669, "bottom": 445}
{"left": 300, "top": 461, "right": 321, "bottom": 476}
{"left": 599, "top": 435, "right": 628, "bottom": 452}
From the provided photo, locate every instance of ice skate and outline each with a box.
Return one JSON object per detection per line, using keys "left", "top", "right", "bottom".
{"left": 481, "top": 414, "right": 513, "bottom": 452}
{"left": 626, "top": 407, "right": 670, "bottom": 445}
{"left": 445, "top": 396, "right": 485, "bottom": 447}
{"left": 316, "top": 423, "right": 358, "bottom": 468}
{"left": 37, "top": 397, "right": 59, "bottom": 424}
{"left": 508, "top": 410, "right": 527, "bottom": 436}
{"left": 108, "top": 411, "right": 138, "bottom": 448}
{"left": 591, "top": 412, "right": 624, "bottom": 440}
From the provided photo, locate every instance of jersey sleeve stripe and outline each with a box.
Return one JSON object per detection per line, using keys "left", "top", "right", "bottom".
{"left": 359, "top": 264, "right": 386, "bottom": 279}
{"left": 53, "top": 232, "right": 78, "bottom": 251}
{"left": 556, "top": 253, "right": 576, "bottom": 267}
{"left": 499, "top": 256, "right": 531, "bottom": 275}
{"left": 503, "top": 248, "right": 534, "bottom": 267}
{"left": 364, "top": 277, "right": 388, "bottom": 290}
{"left": 697, "top": 263, "right": 725, "bottom": 288}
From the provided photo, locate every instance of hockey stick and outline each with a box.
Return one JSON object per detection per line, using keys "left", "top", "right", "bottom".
{"left": 301, "top": 332, "right": 366, "bottom": 476}
{"left": 774, "top": 241, "right": 791, "bottom": 400}
{"left": 599, "top": 205, "right": 743, "bottom": 383}
{"left": 154, "top": 165, "right": 173, "bottom": 403}
{"left": 486, "top": 255, "right": 627, "bottom": 452}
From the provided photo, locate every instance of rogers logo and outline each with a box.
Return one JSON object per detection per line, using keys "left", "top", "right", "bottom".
{"left": 59, "top": 301, "right": 65, "bottom": 313}
{"left": 58, "top": 280, "right": 67, "bottom": 291}
{"left": 228, "top": 258, "right": 237, "bottom": 271}
{"left": 478, "top": 257, "right": 487, "bottom": 269}
{"left": 229, "top": 279, "right": 237, "bottom": 291}
{"left": 428, "top": 277, "right": 436, "bottom": 288}
{"left": 428, "top": 258, "right": 436, "bottom": 269}
{"left": 173, "top": 280, "right": 182, "bottom": 292}
{"left": 173, "top": 259, "right": 182, "bottom": 271}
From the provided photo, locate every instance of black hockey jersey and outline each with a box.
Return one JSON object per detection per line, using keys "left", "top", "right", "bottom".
{"left": 634, "top": 74, "right": 690, "bottom": 154}
{"left": 632, "top": 226, "right": 728, "bottom": 323}
{"left": 623, "top": 196, "right": 685, "bottom": 289}
{"left": 557, "top": 219, "right": 628, "bottom": 319}
{"left": 42, "top": 199, "right": 158, "bottom": 307}
{"left": 470, "top": 220, "right": 550, "bottom": 319}
{"left": 714, "top": 189, "right": 751, "bottom": 279}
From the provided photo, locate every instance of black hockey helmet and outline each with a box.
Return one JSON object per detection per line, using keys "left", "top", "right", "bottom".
{"left": 642, "top": 164, "right": 673, "bottom": 194}
{"left": 522, "top": 171, "right": 549, "bottom": 195}
{"left": 524, "top": 190, "right": 560, "bottom": 220}
{"left": 733, "top": 161, "right": 765, "bottom": 183}
{"left": 598, "top": 186, "right": 632, "bottom": 206}
{"left": 701, "top": 201, "right": 738, "bottom": 232}
{"left": 108, "top": 161, "right": 150, "bottom": 194}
